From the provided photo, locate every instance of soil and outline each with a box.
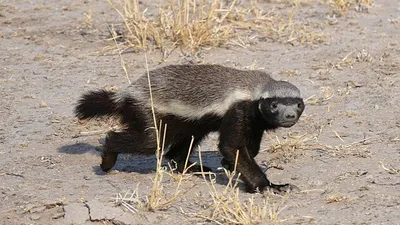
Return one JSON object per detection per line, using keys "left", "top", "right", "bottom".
{"left": 0, "top": 0, "right": 399, "bottom": 224}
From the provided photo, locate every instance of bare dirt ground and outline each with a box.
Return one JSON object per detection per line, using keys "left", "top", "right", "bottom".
{"left": 1, "top": 0, "right": 399, "bottom": 224}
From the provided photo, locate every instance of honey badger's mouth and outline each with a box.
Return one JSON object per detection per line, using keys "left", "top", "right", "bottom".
{"left": 279, "top": 121, "right": 297, "bottom": 127}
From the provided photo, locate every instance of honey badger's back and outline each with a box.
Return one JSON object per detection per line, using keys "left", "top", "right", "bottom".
{"left": 121, "top": 64, "right": 276, "bottom": 119}
{"left": 76, "top": 64, "right": 301, "bottom": 122}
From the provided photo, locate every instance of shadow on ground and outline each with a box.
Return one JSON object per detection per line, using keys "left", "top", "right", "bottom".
{"left": 58, "top": 142, "right": 98, "bottom": 155}
{"left": 58, "top": 143, "right": 226, "bottom": 177}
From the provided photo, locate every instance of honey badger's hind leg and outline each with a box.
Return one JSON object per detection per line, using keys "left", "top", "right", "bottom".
{"left": 162, "top": 114, "right": 221, "bottom": 173}
{"left": 101, "top": 129, "right": 157, "bottom": 172}
{"left": 99, "top": 94, "right": 158, "bottom": 172}
{"left": 165, "top": 135, "right": 212, "bottom": 173}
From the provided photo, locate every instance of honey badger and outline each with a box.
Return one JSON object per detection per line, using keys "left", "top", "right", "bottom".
{"left": 75, "top": 64, "right": 305, "bottom": 193}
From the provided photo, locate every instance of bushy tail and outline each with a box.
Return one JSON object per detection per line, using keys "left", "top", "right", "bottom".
{"left": 74, "top": 90, "right": 119, "bottom": 120}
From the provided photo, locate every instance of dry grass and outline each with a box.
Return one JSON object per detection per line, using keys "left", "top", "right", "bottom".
{"left": 263, "top": 117, "right": 373, "bottom": 161}
{"left": 84, "top": 8, "right": 94, "bottom": 28}
{"left": 312, "top": 47, "right": 377, "bottom": 80}
{"left": 113, "top": 130, "right": 197, "bottom": 212}
{"left": 105, "top": 24, "right": 132, "bottom": 84}
{"left": 240, "top": 2, "right": 326, "bottom": 45}
{"left": 196, "top": 149, "right": 287, "bottom": 225}
{"left": 322, "top": 136, "right": 372, "bottom": 158}
{"left": 262, "top": 128, "right": 370, "bottom": 162}
{"left": 326, "top": 194, "right": 348, "bottom": 204}
{"left": 105, "top": 0, "right": 326, "bottom": 55}
{"left": 306, "top": 86, "right": 335, "bottom": 105}
{"left": 380, "top": 161, "right": 400, "bottom": 175}
{"left": 265, "top": 132, "right": 316, "bottom": 163}
{"left": 314, "top": 112, "right": 373, "bottom": 158}
{"left": 325, "top": 0, "right": 373, "bottom": 14}
{"left": 107, "top": 0, "right": 236, "bottom": 54}
{"left": 114, "top": 140, "right": 289, "bottom": 224}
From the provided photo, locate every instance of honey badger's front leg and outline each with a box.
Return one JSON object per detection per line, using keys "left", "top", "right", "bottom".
{"left": 218, "top": 101, "right": 298, "bottom": 194}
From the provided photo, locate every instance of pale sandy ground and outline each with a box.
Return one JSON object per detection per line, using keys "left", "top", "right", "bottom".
{"left": 0, "top": 0, "right": 399, "bottom": 224}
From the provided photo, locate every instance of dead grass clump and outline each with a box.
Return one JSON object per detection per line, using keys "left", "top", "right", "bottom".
{"left": 114, "top": 186, "right": 142, "bottom": 213}
{"left": 106, "top": 0, "right": 325, "bottom": 55}
{"left": 355, "top": 49, "right": 373, "bottom": 62}
{"left": 266, "top": 133, "right": 316, "bottom": 163}
{"left": 326, "top": 194, "right": 348, "bottom": 204}
{"left": 389, "top": 137, "right": 399, "bottom": 143}
{"left": 196, "top": 150, "right": 286, "bottom": 225}
{"left": 264, "top": 119, "right": 373, "bottom": 160}
{"left": 305, "top": 86, "right": 335, "bottom": 105}
{"left": 84, "top": 8, "right": 94, "bottom": 29}
{"left": 322, "top": 137, "right": 372, "bottom": 158}
{"left": 313, "top": 48, "right": 375, "bottom": 79}
{"left": 325, "top": 0, "right": 373, "bottom": 14}
{"left": 243, "top": 2, "right": 326, "bottom": 45}
{"left": 107, "top": 0, "right": 236, "bottom": 53}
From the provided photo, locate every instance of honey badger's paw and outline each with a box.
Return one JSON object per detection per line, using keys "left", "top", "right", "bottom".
{"left": 246, "top": 178, "right": 300, "bottom": 195}
{"left": 266, "top": 183, "right": 300, "bottom": 195}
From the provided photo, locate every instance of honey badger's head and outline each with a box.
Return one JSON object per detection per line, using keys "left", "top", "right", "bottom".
{"left": 258, "top": 81, "right": 305, "bottom": 128}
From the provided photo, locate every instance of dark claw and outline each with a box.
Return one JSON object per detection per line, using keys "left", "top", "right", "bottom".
{"left": 100, "top": 151, "right": 118, "bottom": 172}
{"left": 267, "top": 183, "right": 300, "bottom": 194}
{"left": 187, "top": 164, "right": 212, "bottom": 173}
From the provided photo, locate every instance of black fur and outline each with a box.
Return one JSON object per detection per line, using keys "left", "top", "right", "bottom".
{"left": 75, "top": 65, "right": 305, "bottom": 194}
{"left": 74, "top": 90, "right": 118, "bottom": 119}
{"left": 218, "top": 100, "right": 302, "bottom": 193}
{"left": 101, "top": 111, "right": 223, "bottom": 173}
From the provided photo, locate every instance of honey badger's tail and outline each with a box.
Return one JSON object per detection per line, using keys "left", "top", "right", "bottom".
{"left": 74, "top": 90, "right": 120, "bottom": 120}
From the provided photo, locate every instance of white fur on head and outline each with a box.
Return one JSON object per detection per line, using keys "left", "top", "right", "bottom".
{"left": 258, "top": 81, "right": 302, "bottom": 99}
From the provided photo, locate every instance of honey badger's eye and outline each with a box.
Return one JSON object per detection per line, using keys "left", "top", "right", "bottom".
{"left": 271, "top": 102, "right": 278, "bottom": 109}
{"left": 297, "top": 102, "right": 303, "bottom": 108}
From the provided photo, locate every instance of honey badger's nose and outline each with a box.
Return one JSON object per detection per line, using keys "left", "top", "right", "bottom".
{"left": 284, "top": 111, "right": 296, "bottom": 120}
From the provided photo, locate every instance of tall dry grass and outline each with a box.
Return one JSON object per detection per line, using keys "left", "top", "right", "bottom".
{"left": 107, "top": 0, "right": 236, "bottom": 53}
{"left": 106, "top": 0, "right": 326, "bottom": 55}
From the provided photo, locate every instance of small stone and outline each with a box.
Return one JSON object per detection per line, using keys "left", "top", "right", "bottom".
{"left": 63, "top": 203, "right": 89, "bottom": 224}
{"left": 24, "top": 204, "right": 36, "bottom": 212}
{"left": 86, "top": 200, "right": 123, "bottom": 221}
{"left": 52, "top": 212, "right": 65, "bottom": 219}
{"left": 39, "top": 101, "right": 48, "bottom": 108}
{"left": 31, "top": 206, "right": 46, "bottom": 213}
{"left": 30, "top": 214, "right": 41, "bottom": 220}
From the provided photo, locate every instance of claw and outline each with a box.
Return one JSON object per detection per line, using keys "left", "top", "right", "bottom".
{"left": 100, "top": 151, "right": 118, "bottom": 172}
{"left": 187, "top": 164, "right": 212, "bottom": 173}
{"left": 267, "top": 183, "right": 300, "bottom": 194}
